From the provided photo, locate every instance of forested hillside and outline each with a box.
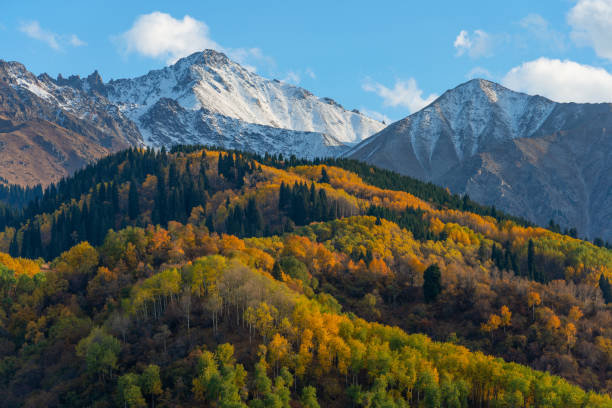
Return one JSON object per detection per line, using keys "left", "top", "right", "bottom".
{"left": 1, "top": 147, "right": 612, "bottom": 407}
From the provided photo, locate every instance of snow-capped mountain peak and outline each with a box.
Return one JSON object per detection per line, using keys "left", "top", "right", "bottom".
{"left": 2, "top": 51, "right": 384, "bottom": 160}
{"left": 106, "top": 49, "right": 385, "bottom": 147}
{"left": 347, "top": 77, "right": 612, "bottom": 240}
{"left": 383, "top": 78, "right": 558, "bottom": 166}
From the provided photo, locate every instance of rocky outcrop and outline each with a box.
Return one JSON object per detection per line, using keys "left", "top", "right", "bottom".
{"left": 0, "top": 61, "right": 140, "bottom": 185}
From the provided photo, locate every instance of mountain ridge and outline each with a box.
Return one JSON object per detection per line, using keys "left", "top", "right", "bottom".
{"left": 0, "top": 50, "right": 384, "bottom": 186}
{"left": 347, "top": 78, "right": 612, "bottom": 240}
{"left": 104, "top": 49, "right": 383, "bottom": 148}
{"left": 0, "top": 59, "right": 140, "bottom": 186}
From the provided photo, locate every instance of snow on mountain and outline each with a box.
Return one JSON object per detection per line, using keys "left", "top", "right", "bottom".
{"left": 347, "top": 78, "right": 612, "bottom": 240}
{"left": 137, "top": 97, "right": 347, "bottom": 159}
{"left": 347, "top": 79, "right": 557, "bottom": 169}
{"left": 0, "top": 60, "right": 141, "bottom": 185}
{"left": 105, "top": 50, "right": 384, "bottom": 147}
{"left": 1, "top": 50, "right": 384, "bottom": 160}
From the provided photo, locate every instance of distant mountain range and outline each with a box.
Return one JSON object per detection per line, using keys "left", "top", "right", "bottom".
{"left": 347, "top": 79, "right": 612, "bottom": 240}
{"left": 2, "top": 53, "right": 612, "bottom": 239}
{"left": 0, "top": 50, "right": 383, "bottom": 185}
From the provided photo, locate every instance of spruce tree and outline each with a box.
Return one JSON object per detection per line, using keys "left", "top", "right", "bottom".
{"left": 272, "top": 261, "right": 283, "bottom": 280}
{"left": 600, "top": 274, "right": 612, "bottom": 304}
{"left": 279, "top": 182, "right": 289, "bottom": 211}
{"left": 9, "top": 232, "right": 19, "bottom": 257}
{"left": 423, "top": 264, "right": 442, "bottom": 303}
{"left": 319, "top": 167, "right": 330, "bottom": 184}
{"left": 205, "top": 214, "right": 215, "bottom": 233}
{"left": 478, "top": 240, "right": 488, "bottom": 262}
{"left": 128, "top": 180, "right": 139, "bottom": 220}
{"left": 246, "top": 198, "right": 264, "bottom": 236}
{"left": 153, "top": 173, "right": 168, "bottom": 226}
{"left": 111, "top": 181, "right": 119, "bottom": 214}
{"left": 527, "top": 239, "right": 536, "bottom": 281}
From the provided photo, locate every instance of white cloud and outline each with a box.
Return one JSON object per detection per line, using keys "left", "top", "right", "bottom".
{"left": 454, "top": 30, "right": 471, "bottom": 51}
{"left": 118, "top": 11, "right": 275, "bottom": 72}
{"left": 20, "top": 21, "right": 60, "bottom": 50}
{"left": 519, "top": 13, "right": 565, "bottom": 51}
{"left": 118, "top": 12, "right": 219, "bottom": 64}
{"left": 502, "top": 57, "right": 612, "bottom": 103}
{"left": 68, "top": 34, "right": 86, "bottom": 47}
{"left": 568, "top": 0, "right": 612, "bottom": 61}
{"left": 363, "top": 78, "right": 437, "bottom": 114}
{"left": 454, "top": 29, "right": 494, "bottom": 58}
{"left": 466, "top": 67, "right": 492, "bottom": 79}
{"left": 19, "top": 21, "right": 85, "bottom": 50}
{"left": 226, "top": 47, "right": 276, "bottom": 73}
{"left": 278, "top": 68, "right": 316, "bottom": 85}
{"left": 282, "top": 71, "right": 301, "bottom": 84}
{"left": 305, "top": 68, "right": 316, "bottom": 79}
{"left": 359, "top": 108, "right": 392, "bottom": 124}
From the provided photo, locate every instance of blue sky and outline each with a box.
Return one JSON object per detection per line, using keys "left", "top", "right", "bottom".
{"left": 2, "top": 0, "right": 612, "bottom": 122}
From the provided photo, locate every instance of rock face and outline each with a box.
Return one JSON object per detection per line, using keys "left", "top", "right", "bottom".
{"left": 347, "top": 79, "right": 612, "bottom": 240}
{"left": 0, "top": 50, "right": 383, "bottom": 186}
{"left": 0, "top": 61, "right": 140, "bottom": 186}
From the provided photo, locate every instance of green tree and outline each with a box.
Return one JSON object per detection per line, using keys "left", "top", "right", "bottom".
{"left": 140, "top": 364, "right": 162, "bottom": 408}
{"left": 272, "top": 261, "right": 283, "bottom": 280}
{"left": 128, "top": 180, "right": 140, "bottom": 220}
{"left": 252, "top": 359, "right": 272, "bottom": 400}
{"left": 527, "top": 239, "right": 536, "bottom": 280}
{"left": 319, "top": 167, "right": 330, "bottom": 184}
{"left": 245, "top": 197, "right": 264, "bottom": 236}
{"left": 153, "top": 173, "right": 168, "bottom": 226}
{"left": 423, "top": 264, "right": 442, "bottom": 303}
{"left": 76, "top": 327, "right": 121, "bottom": 380}
{"left": 118, "top": 373, "right": 146, "bottom": 408}
{"left": 192, "top": 350, "right": 222, "bottom": 402}
{"left": 600, "top": 274, "right": 612, "bottom": 304}
{"left": 0, "top": 264, "right": 16, "bottom": 299}
{"left": 301, "top": 386, "right": 320, "bottom": 408}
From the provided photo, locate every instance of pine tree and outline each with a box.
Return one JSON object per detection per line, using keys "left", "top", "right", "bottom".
{"left": 9, "top": 232, "right": 19, "bottom": 257}
{"left": 600, "top": 274, "right": 612, "bottom": 304}
{"left": 111, "top": 181, "right": 119, "bottom": 215}
{"left": 272, "top": 261, "right": 283, "bottom": 280}
{"left": 279, "top": 182, "right": 289, "bottom": 211}
{"left": 128, "top": 180, "right": 139, "bottom": 220}
{"left": 478, "top": 240, "right": 488, "bottom": 262}
{"left": 245, "top": 198, "right": 264, "bottom": 236}
{"left": 319, "top": 167, "right": 330, "bottom": 184}
{"left": 153, "top": 173, "right": 168, "bottom": 226}
{"left": 491, "top": 243, "right": 500, "bottom": 268}
{"left": 199, "top": 162, "right": 209, "bottom": 191}
{"left": 527, "top": 239, "right": 536, "bottom": 281}
{"left": 423, "top": 264, "right": 442, "bottom": 303}
{"left": 205, "top": 214, "right": 215, "bottom": 233}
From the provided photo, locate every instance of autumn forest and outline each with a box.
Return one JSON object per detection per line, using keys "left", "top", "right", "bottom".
{"left": 1, "top": 147, "right": 612, "bottom": 407}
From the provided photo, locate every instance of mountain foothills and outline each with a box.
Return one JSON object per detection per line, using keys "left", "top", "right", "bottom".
{"left": 0, "top": 50, "right": 382, "bottom": 185}
{"left": 2, "top": 147, "right": 612, "bottom": 407}
{"left": 347, "top": 79, "right": 612, "bottom": 241}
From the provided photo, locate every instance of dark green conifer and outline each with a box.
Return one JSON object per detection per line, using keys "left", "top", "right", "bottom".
{"left": 600, "top": 274, "right": 612, "bottom": 304}
{"left": 423, "top": 264, "right": 442, "bottom": 303}
{"left": 128, "top": 180, "right": 139, "bottom": 220}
